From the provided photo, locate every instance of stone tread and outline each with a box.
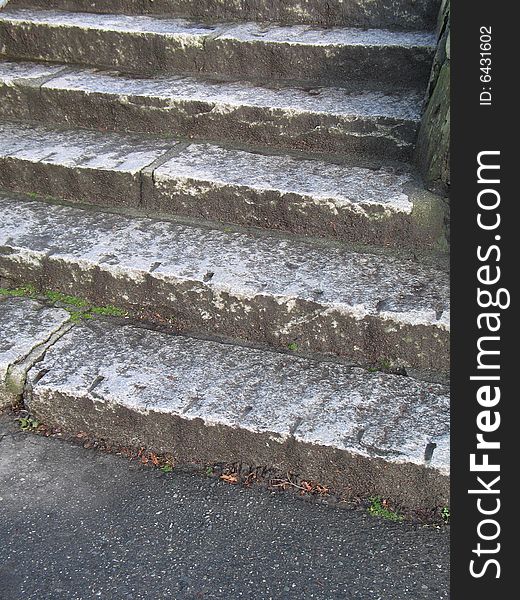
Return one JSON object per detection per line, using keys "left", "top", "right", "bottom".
{"left": 27, "top": 317, "right": 450, "bottom": 476}
{"left": 0, "top": 9, "right": 437, "bottom": 47}
{"left": 0, "top": 121, "right": 176, "bottom": 173}
{"left": 0, "top": 193, "right": 450, "bottom": 373}
{"left": 0, "top": 60, "right": 424, "bottom": 119}
{"left": 0, "top": 121, "right": 447, "bottom": 248}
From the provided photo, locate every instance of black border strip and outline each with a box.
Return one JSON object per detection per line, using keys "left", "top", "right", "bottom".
{"left": 451, "top": 1, "right": 513, "bottom": 595}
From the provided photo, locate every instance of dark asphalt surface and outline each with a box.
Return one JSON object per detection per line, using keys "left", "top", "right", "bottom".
{"left": 0, "top": 414, "right": 449, "bottom": 600}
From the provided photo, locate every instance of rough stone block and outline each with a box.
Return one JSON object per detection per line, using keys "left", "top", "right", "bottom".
{"left": 26, "top": 318, "right": 450, "bottom": 510}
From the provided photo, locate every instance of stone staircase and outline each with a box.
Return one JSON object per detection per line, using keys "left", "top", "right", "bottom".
{"left": 0, "top": 0, "right": 449, "bottom": 511}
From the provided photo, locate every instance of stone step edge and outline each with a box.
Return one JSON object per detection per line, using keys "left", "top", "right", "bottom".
{"left": 0, "top": 297, "right": 450, "bottom": 511}
{"left": 0, "top": 192, "right": 450, "bottom": 375}
{"left": 0, "top": 60, "right": 424, "bottom": 161}
{"left": 7, "top": 0, "right": 442, "bottom": 31}
{"left": 0, "top": 8, "right": 436, "bottom": 85}
{"left": 0, "top": 120, "right": 448, "bottom": 250}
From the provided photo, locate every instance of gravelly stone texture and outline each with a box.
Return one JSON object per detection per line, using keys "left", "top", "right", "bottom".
{"left": 0, "top": 193, "right": 450, "bottom": 374}
{"left": 0, "top": 8, "right": 436, "bottom": 85}
{"left": 0, "top": 121, "right": 447, "bottom": 249}
{"left": 7, "top": 0, "right": 442, "bottom": 30}
{"left": 0, "top": 61, "right": 424, "bottom": 159}
{"left": 24, "top": 317, "right": 449, "bottom": 508}
{"left": 0, "top": 296, "right": 70, "bottom": 407}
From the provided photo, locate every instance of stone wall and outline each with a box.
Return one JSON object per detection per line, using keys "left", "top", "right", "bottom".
{"left": 415, "top": 0, "right": 450, "bottom": 195}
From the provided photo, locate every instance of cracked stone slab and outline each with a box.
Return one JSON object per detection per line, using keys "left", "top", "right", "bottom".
{"left": 0, "top": 193, "right": 450, "bottom": 374}
{"left": 8, "top": 0, "right": 442, "bottom": 31}
{"left": 0, "top": 121, "right": 178, "bottom": 208}
{"left": 0, "top": 62, "right": 423, "bottom": 160}
{"left": 0, "top": 8, "right": 436, "bottom": 85}
{"left": 26, "top": 318, "right": 450, "bottom": 509}
{"left": 0, "top": 296, "right": 70, "bottom": 408}
{"left": 0, "top": 121, "right": 447, "bottom": 249}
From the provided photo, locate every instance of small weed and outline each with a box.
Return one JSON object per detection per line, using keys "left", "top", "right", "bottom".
{"left": 16, "top": 416, "right": 40, "bottom": 431}
{"left": 205, "top": 466, "right": 214, "bottom": 476}
{"left": 44, "top": 290, "right": 89, "bottom": 308}
{"left": 368, "top": 497, "right": 403, "bottom": 522}
{"left": 90, "top": 305, "right": 127, "bottom": 317}
{"left": 378, "top": 359, "right": 392, "bottom": 372}
{"left": 160, "top": 465, "right": 173, "bottom": 474}
{"left": 27, "top": 192, "right": 39, "bottom": 199}
{"left": 1, "top": 284, "right": 127, "bottom": 322}
{"left": 441, "top": 507, "right": 450, "bottom": 524}
{"left": 368, "top": 359, "right": 393, "bottom": 374}
{"left": 0, "top": 284, "right": 37, "bottom": 298}
{"left": 68, "top": 310, "right": 92, "bottom": 323}
{"left": 287, "top": 342, "right": 299, "bottom": 352}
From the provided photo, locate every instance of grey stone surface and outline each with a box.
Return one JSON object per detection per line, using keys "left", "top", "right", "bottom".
{"left": 0, "top": 61, "right": 423, "bottom": 160}
{"left": 0, "top": 121, "right": 447, "bottom": 249}
{"left": 0, "top": 121, "right": 178, "bottom": 208}
{"left": 0, "top": 413, "right": 450, "bottom": 600}
{"left": 25, "top": 318, "right": 449, "bottom": 508}
{"left": 0, "top": 193, "right": 450, "bottom": 373}
{"left": 8, "top": 0, "right": 442, "bottom": 31}
{"left": 0, "top": 8, "right": 436, "bottom": 85}
{"left": 0, "top": 296, "right": 70, "bottom": 407}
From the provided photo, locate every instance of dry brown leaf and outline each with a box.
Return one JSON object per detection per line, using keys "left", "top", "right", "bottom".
{"left": 220, "top": 474, "right": 239, "bottom": 484}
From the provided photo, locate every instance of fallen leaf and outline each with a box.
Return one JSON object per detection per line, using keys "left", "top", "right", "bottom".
{"left": 220, "top": 474, "right": 239, "bottom": 484}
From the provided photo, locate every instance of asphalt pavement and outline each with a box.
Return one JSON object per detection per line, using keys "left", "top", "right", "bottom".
{"left": 0, "top": 414, "right": 449, "bottom": 599}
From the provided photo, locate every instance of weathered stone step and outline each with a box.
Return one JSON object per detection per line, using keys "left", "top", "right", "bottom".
{"left": 0, "top": 193, "right": 450, "bottom": 374}
{"left": 0, "top": 296, "right": 449, "bottom": 510}
{"left": 20, "top": 313, "right": 449, "bottom": 511}
{"left": 8, "top": 0, "right": 442, "bottom": 31}
{"left": 0, "top": 121, "right": 448, "bottom": 250}
{"left": 0, "top": 9, "right": 436, "bottom": 86}
{"left": 0, "top": 61, "right": 423, "bottom": 160}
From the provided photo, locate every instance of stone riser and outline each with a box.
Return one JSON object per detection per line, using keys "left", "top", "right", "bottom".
{"left": 8, "top": 0, "right": 442, "bottom": 31}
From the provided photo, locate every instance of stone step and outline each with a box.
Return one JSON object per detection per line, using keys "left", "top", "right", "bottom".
{"left": 8, "top": 0, "right": 442, "bottom": 31}
{"left": 0, "top": 9, "right": 436, "bottom": 86}
{"left": 0, "top": 193, "right": 450, "bottom": 375}
{"left": 0, "top": 121, "right": 448, "bottom": 250}
{"left": 0, "top": 296, "right": 449, "bottom": 511}
{"left": 0, "top": 61, "right": 424, "bottom": 160}
{"left": 21, "top": 311, "right": 449, "bottom": 511}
